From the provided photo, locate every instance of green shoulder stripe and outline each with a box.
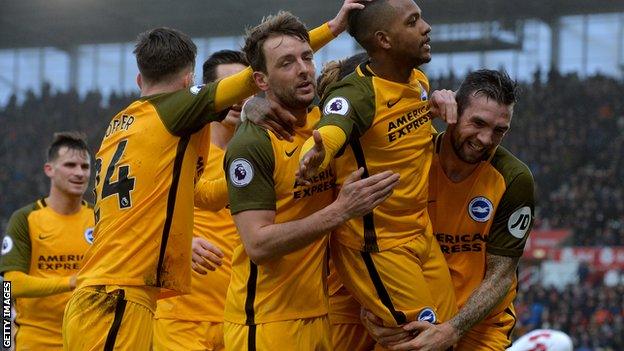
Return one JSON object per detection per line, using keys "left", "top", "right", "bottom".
{"left": 318, "top": 67, "right": 376, "bottom": 139}
{"left": 487, "top": 146, "right": 535, "bottom": 257}
{"left": 145, "top": 82, "right": 220, "bottom": 137}
{"left": 0, "top": 202, "right": 39, "bottom": 274}
{"left": 225, "top": 121, "right": 276, "bottom": 215}
{"left": 490, "top": 146, "right": 534, "bottom": 188}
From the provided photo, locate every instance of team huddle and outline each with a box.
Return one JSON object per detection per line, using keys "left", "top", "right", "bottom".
{"left": 0, "top": 0, "right": 547, "bottom": 350}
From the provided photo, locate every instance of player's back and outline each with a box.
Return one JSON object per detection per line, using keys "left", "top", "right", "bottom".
{"left": 80, "top": 85, "right": 219, "bottom": 296}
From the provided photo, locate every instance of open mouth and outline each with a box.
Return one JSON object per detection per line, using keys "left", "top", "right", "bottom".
{"left": 422, "top": 37, "right": 431, "bottom": 50}
{"left": 467, "top": 141, "right": 484, "bottom": 152}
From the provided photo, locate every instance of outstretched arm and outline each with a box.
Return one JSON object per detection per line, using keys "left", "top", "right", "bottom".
{"left": 5, "top": 270, "right": 75, "bottom": 298}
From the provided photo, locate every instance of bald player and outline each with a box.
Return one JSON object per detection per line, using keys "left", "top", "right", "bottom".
{"left": 298, "top": 0, "right": 457, "bottom": 329}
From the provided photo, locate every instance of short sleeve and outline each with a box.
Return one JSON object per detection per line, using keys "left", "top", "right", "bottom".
{"left": 0, "top": 205, "right": 34, "bottom": 274}
{"left": 486, "top": 170, "right": 536, "bottom": 257}
{"left": 225, "top": 122, "right": 276, "bottom": 215}
{"left": 317, "top": 74, "right": 376, "bottom": 140}
{"left": 149, "top": 81, "right": 222, "bottom": 136}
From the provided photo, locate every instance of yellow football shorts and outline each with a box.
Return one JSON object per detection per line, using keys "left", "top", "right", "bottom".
{"left": 330, "top": 234, "right": 457, "bottom": 327}
{"left": 223, "top": 316, "right": 330, "bottom": 351}
{"left": 63, "top": 286, "right": 154, "bottom": 351}
{"left": 153, "top": 318, "right": 224, "bottom": 351}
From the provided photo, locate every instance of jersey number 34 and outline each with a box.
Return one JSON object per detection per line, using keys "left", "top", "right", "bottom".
{"left": 94, "top": 139, "right": 136, "bottom": 215}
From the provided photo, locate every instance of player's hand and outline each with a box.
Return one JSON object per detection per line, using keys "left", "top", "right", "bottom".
{"left": 384, "top": 321, "right": 460, "bottom": 351}
{"left": 327, "top": 0, "right": 370, "bottom": 36}
{"left": 191, "top": 237, "right": 224, "bottom": 275}
{"left": 429, "top": 89, "right": 457, "bottom": 125}
{"left": 69, "top": 275, "right": 77, "bottom": 290}
{"left": 296, "top": 130, "right": 326, "bottom": 185}
{"left": 360, "top": 308, "right": 412, "bottom": 347}
{"left": 243, "top": 95, "right": 296, "bottom": 141}
{"left": 333, "top": 168, "right": 399, "bottom": 220}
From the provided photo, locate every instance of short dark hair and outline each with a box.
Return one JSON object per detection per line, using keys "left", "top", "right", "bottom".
{"left": 47, "top": 131, "right": 89, "bottom": 162}
{"left": 243, "top": 11, "right": 309, "bottom": 72}
{"left": 317, "top": 52, "right": 369, "bottom": 98}
{"left": 133, "top": 27, "right": 197, "bottom": 83}
{"left": 456, "top": 69, "right": 519, "bottom": 117}
{"left": 202, "top": 50, "right": 248, "bottom": 84}
{"left": 347, "top": 0, "right": 395, "bottom": 51}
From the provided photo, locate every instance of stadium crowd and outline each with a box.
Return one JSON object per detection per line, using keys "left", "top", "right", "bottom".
{"left": 515, "top": 279, "right": 624, "bottom": 350}
{"left": 4, "top": 71, "right": 624, "bottom": 247}
{"left": 1, "top": 69, "right": 623, "bottom": 349}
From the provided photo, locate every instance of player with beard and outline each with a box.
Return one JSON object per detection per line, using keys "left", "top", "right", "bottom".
{"left": 223, "top": 11, "right": 399, "bottom": 350}
{"left": 297, "top": 0, "right": 457, "bottom": 330}
{"left": 361, "top": 70, "right": 536, "bottom": 351}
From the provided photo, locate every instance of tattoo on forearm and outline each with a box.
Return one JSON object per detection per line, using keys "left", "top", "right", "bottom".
{"left": 448, "top": 254, "right": 519, "bottom": 336}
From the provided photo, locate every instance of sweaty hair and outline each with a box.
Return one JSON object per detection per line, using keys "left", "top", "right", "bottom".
{"left": 456, "top": 69, "right": 519, "bottom": 117}
{"left": 347, "top": 0, "right": 396, "bottom": 51}
{"left": 202, "top": 50, "right": 248, "bottom": 84}
{"left": 243, "top": 11, "right": 309, "bottom": 72}
{"left": 317, "top": 52, "right": 369, "bottom": 98}
{"left": 47, "top": 131, "right": 89, "bottom": 162}
{"left": 133, "top": 27, "right": 197, "bottom": 83}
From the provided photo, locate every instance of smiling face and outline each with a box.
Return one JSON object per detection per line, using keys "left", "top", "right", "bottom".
{"left": 257, "top": 34, "right": 316, "bottom": 110}
{"left": 449, "top": 94, "right": 513, "bottom": 164}
{"left": 45, "top": 147, "right": 91, "bottom": 197}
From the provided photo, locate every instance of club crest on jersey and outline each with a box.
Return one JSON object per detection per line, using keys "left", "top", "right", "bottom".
{"left": 1, "top": 236, "right": 13, "bottom": 255}
{"left": 323, "top": 97, "right": 349, "bottom": 116}
{"left": 84, "top": 228, "right": 94, "bottom": 245}
{"left": 417, "top": 307, "right": 436, "bottom": 323}
{"left": 468, "top": 196, "right": 493, "bottom": 222}
{"left": 508, "top": 206, "right": 532, "bottom": 238}
{"left": 229, "top": 158, "right": 254, "bottom": 187}
{"left": 189, "top": 84, "right": 205, "bottom": 95}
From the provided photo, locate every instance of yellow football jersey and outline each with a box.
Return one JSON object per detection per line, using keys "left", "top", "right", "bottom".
{"left": 0, "top": 199, "right": 93, "bottom": 350}
{"left": 78, "top": 23, "right": 336, "bottom": 298}
{"left": 156, "top": 144, "right": 239, "bottom": 321}
{"left": 79, "top": 84, "right": 226, "bottom": 297}
{"left": 224, "top": 107, "right": 335, "bottom": 325}
{"left": 429, "top": 132, "right": 535, "bottom": 323}
{"left": 319, "top": 63, "right": 433, "bottom": 252}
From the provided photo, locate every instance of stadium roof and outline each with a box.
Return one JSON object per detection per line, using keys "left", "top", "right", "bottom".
{"left": 2, "top": 0, "right": 623, "bottom": 50}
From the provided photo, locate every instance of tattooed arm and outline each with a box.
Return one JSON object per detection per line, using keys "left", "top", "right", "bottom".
{"left": 362, "top": 253, "right": 519, "bottom": 351}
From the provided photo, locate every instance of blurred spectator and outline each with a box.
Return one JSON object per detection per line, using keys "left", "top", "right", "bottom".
{"left": 0, "top": 85, "right": 137, "bottom": 229}
{"left": 515, "top": 280, "right": 624, "bottom": 350}
{"left": 2, "top": 71, "right": 623, "bottom": 350}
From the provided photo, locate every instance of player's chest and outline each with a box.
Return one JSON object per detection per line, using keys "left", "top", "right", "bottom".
{"left": 366, "top": 78, "right": 431, "bottom": 147}
{"left": 28, "top": 216, "right": 93, "bottom": 267}
{"left": 428, "top": 166, "right": 505, "bottom": 233}
{"left": 272, "top": 140, "right": 336, "bottom": 213}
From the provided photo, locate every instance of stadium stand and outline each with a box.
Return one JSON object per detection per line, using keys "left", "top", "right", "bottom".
{"left": 1, "top": 70, "right": 623, "bottom": 349}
